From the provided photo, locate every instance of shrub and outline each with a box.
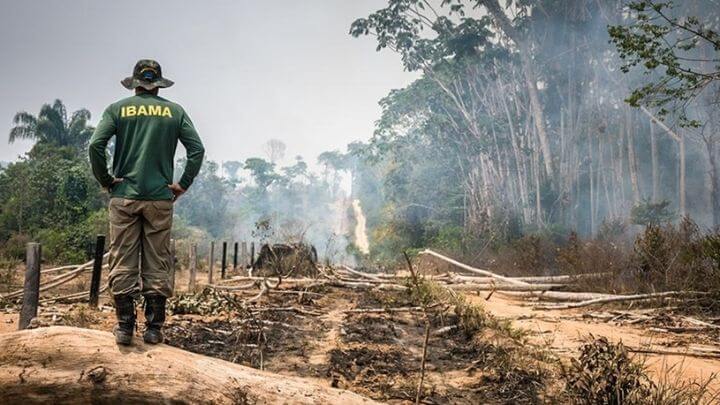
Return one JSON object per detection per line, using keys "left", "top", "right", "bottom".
{"left": 1, "top": 232, "right": 30, "bottom": 259}
{"left": 633, "top": 225, "right": 671, "bottom": 289}
{"left": 564, "top": 337, "right": 718, "bottom": 405}
{"left": 429, "top": 225, "right": 464, "bottom": 253}
{"left": 630, "top": 199, "right": 675, "bottom": 226}
{"left": 564, "top": 337, "right": 652, "bottom": 404}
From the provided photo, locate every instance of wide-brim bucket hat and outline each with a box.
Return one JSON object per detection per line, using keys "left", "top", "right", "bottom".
{"left": 121, "top": 59, "right": 174, "bottom": 90}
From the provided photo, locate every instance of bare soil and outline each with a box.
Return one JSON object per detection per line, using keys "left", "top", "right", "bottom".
{"left": 2, "top": 265, "right": 720, "bottom": 402}
{"left": 474, "top": 293, "right": 720, "bottom": 387}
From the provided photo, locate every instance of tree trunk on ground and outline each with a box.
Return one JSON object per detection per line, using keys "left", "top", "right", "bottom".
{"left": 0, "top": 326, "right": 376, "bottom": 405}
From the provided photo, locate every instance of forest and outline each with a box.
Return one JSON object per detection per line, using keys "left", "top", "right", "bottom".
{"left": 2, "top": 0, "right": 720, "bottom": 403}
{"left": 3, "top": 1, "right": 720, "bottom": 275}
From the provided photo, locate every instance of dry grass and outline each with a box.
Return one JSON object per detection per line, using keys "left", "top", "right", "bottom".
{"left": 61, "top": 305, "right": 100, "bottom": 328}
{"left": 0, "top": 256, "right": 20, "bottom": 294}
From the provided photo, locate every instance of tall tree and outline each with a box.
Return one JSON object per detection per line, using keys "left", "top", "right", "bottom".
{"left": 9, "top": 99, "right": 94, "bottom": 150}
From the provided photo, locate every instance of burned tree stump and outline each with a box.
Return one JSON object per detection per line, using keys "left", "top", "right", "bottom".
{"left": 252, "top": 243, "right": 319, "bottom": 278}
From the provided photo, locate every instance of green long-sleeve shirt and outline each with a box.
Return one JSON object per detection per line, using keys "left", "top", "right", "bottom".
{"left": 89, "top": 93, "right": 205, "bottom": 200}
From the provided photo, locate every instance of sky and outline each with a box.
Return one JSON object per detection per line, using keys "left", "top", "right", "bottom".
{"left": 0, "top": 1, "right": 416, "bottom": 169}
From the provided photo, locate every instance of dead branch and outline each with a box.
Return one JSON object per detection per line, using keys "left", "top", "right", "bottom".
{"left": 432, "top": 325, "right": 458, "bottom": 336}
{"left": 210, "top": 281, "right": 259, "bottom": 291}
{"left": 2, "top": 258, "right": 109, "bottom": 300}
{"left": 448, "top": 283, "right": 566, "bottom": 292}
{"left": 534, "top": 291, "right": 712, "bottom": 310}
{"left": 250, "top": 307, "right": 323, "bottom": 316}
{"left": 448, "top": 273, "right": 609, "bottom": 284}
{"left": 682, "top": 316, "right": 720, "bottom": 330}
{"left": 325, "top": 280, "right": 406, "bottom": 291}
{"left": 628, "top": 346, "right": 720, "bottom": 360}
{"left": 341, "top": 265, "right": 384, "bottom": 281}
{"left": 344, "top": 307, "right": 424, "bottom": 314}
{"left": 246, "top": 282, "right": 270, "bottom": 304}
{"left": 40, "top": 264, "right": 83, "bottom": 274}
{"left": 497, "top": 291, "right": 619, "bottom": 302}
{"left": 418, "top": 249, "right": 530, "bottom": 286}
{"left": 416, "top": 321, "right": 431, "bottom": 404}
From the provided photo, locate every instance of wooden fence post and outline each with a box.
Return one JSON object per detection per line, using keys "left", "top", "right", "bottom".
{"left": 19, "top": 243, "right": 41, "bottom": 330}
{"left": 208, "top": 241, "right": 215, "bottom": 284}
{"left": 241, "top": 242, "right": 248, "bottom": 268}
{"left": 233, "top": 242, "right": 238, "bottom": 271}
{"left": 188, "top": 243, "right": 197, "bottom": 292}
{"left": 250, "top": 242, "right": 255, "bottom": 267}
{"left": 221, "top": 242, "right": 227, "bottom": 279}
{"left": 88, "top": 235, "right": 105, "bottom": 308}
{"left": 169, "top": 239, "right": 176, "bottom": 293}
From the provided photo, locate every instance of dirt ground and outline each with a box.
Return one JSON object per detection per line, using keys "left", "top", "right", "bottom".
{"left": 473, "top": 293, "right": 720, "bottom": 387}
{"left": 2, "top": 265, "right": 720, "bottom": 403}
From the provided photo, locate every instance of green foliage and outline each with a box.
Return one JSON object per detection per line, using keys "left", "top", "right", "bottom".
{"left": 608, "top": 1, "right": 720, "bottom": 126}
{"left": 633, "top": 225, "right": 670, "bottom": 283}
{"left": 429, "top": 225, "right": 464, "bottom": 252}
{"left": 173, "top": 160, "right": 232, "bottom": 238}
{"left": 243, "top": 157, "right": 280, "bottom": 190}
{"left": 630, "top": 199, "right": 676, "bottom": 226}
{"left": 1, "top": 101, "right": 104, "bottom": 262}
{"left": 9, "top": 99, "right": 94, "bottom": 149}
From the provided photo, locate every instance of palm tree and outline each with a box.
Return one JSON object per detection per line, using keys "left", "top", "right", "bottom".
{"left": 9, "top": 99, "right": 94, "bottom": 149}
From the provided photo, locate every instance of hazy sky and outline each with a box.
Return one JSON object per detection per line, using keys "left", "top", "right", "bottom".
{"left": 0, "top": 1, "right": 416, "bottom": 168}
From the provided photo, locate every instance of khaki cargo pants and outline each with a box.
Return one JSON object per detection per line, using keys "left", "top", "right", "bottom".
{"left": 108, "top": 198, "right": 174, "bottom": 298}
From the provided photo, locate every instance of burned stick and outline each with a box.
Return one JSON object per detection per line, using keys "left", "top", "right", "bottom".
{"left": 345, "top": 306, "right": 424, "bottom": 314}
{"left": 417, "top": 322, "right": 431, "bottom": 404}
{"left": 403, "top": 251, "right": 430, "bottom": 405}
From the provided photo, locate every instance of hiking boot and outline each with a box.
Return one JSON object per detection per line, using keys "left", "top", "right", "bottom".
{"left": 113, "top": 294, "right": 136, "bottom": 345}
{"left": 143, "top": 294, "right": 167, "bottom": 344}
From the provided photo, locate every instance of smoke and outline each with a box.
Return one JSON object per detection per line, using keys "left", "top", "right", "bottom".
{"left": 219, "top": 156, "right": 358, "bottom": 265}
{"left": 346, "top": 0, "right": 720, "bottom": 245}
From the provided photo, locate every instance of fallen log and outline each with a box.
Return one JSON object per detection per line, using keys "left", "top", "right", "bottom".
{"left": 0, "top": 326, "right": 377, "bottom": 404}
{"left": 212, "top": 277, "right": 405, "bottom": 291}
{"left": 497, "top": 291, "right": 619, "bottom": 302}
{"left": 341, "top": 265, "right": 384, "bottom": 281}
{"left": 326, "top": 279, "right": 406, "bottom": 291}
{"left": 628, "top": 346, "right": 720, "bottom": 360}
{"left": 534, "top": 291, "right": 711, "bottom": 310}
{"left": 41, "top": 264, "right": 82, "bottom": 274}
{"left": 449, "top": 273, "right": 609, "bottom": 284}
{"left": 418, "top": 249, "right": 530, "bottom": 286}
{"left": 369, "top": 272, "right": 609, "bottom": 284}
{"left": 448, "top": 283, "right": 566, "bottom": 292}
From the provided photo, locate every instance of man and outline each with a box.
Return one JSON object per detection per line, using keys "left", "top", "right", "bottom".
{"left": 89, "top": 59, "right": 205, "bottom": 345}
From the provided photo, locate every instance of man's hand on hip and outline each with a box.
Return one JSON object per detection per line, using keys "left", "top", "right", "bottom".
{"left": 107, "top": 177, "right": 124, "bottom": 191}
{"left": 168, "top": 183, "right": 186, "bottom": 201}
